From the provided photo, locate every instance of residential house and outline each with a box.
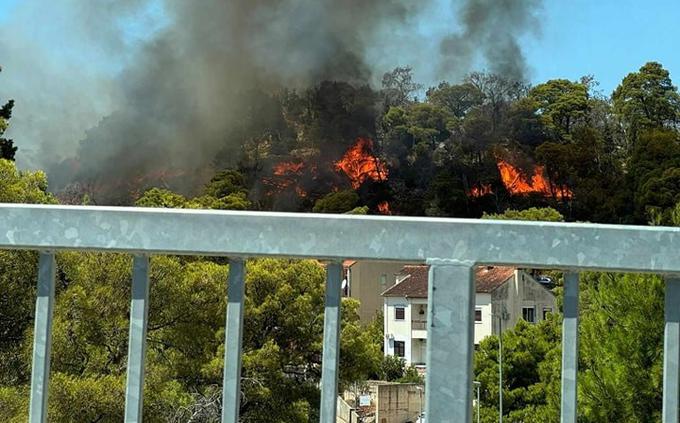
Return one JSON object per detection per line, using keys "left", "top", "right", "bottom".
{"left": 381, "top": 265, "right": 556, "bottom": 366}
{"left": 343, "top": 260, "right": 416, "bottom": 324}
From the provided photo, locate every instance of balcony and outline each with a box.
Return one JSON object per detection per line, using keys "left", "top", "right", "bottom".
{"left": 412, "top": 319, "right": 428, "bottom": 340}
{"left": 3, "top": 204, "right": 680, "bottom": 423}
{"left": 411, "top": 320, "right": 427, "bottom": 331}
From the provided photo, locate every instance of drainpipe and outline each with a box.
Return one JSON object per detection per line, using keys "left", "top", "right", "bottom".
{"left": 384, "top": 300, "right": 389, "bottom": 356}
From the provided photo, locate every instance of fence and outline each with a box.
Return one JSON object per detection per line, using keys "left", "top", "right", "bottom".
{"left": 2, "top": 204, "right": 680, "bottom": 422}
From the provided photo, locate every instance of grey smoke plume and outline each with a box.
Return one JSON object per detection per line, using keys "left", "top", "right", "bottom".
{"left": 53, "top": 0, "right": 422, "bottom": 197}
{"left": 439, "top": 0, "right": 542, "bottom": 81}
{"left": 0, "top": 0, "right": 159, "bottom": 171}
{"left": 0, "top": 0, "right": 543, "bottom": 201}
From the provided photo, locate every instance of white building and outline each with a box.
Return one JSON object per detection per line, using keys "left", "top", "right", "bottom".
{"left": 382, "top": 265, "right": 556, "bottom": 366}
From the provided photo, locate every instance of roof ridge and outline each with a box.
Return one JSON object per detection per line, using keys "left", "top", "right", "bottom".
{"left": 382, "top": 265, "right": 517, "bottom": 297}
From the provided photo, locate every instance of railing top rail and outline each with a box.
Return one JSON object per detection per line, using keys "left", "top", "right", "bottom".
{"left": 1, "top": 203, "right": 679, "bottom": 273}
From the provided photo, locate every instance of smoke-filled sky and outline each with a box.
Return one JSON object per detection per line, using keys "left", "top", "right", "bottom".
{"left": 0, "top": 0, "right": 542, "bottom": 182}
{"left": 0, "top": 0, "right": 678, "bottom": 185}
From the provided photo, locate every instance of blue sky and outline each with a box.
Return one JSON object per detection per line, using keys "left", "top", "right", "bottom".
{"left": 524, "top": 0, "right": 680, "bottom": 94}
{"left": 1, "top": 0, "right": 677, "bottom": 95}
{"left": 0, "top": 0, "right": 16, "bottom": 22}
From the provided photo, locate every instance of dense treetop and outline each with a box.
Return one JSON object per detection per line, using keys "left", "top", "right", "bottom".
{"left": 176, "top": 61, "right": 678, "bottom": 225}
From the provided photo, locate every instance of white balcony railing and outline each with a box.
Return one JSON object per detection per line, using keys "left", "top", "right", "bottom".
{"left": 2, "top": 204, "right": 680, "bottom": 422}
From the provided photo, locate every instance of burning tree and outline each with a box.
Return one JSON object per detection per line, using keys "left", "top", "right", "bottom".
{"left": 497, "top": 160, "right": 573, "bottom": 200}
{"left": 335, "top": 137, "right": 389, "bottom": 189}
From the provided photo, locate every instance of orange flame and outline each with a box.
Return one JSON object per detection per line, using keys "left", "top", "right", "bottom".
{"left": 295, "top": 186, "right": 307, "bottom": 198}
{"left": 263, "top": 160, "right": 308, "bottom": 197}
{"left": 497, "top": 160, "right": 572, "bottom": 199}
{"left": 335, "top": 137, "right": 388, "bottom": 189}
{"left": 273, "top": 161, "right": 304, "bottom": 176}
{"left": 377, "top": 201, "right": 391, "bottom": 215}
{"left": 470, "top": 184, "right": 493, "bottom": 198}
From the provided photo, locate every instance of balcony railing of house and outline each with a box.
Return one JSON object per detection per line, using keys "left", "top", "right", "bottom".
{"left": 412, "top": 320, "right": 427, "bottom": 330}
{"left": 3, "top": 203, "right": 680, "bottom": 423}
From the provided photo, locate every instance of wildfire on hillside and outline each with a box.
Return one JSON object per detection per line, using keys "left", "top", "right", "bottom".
{"left": 497, "top": 160, "right": 572, "bottom": 199}
{"left": 261, "top": 137, "right": 391, "bottom": 211}
{"left": 263, "top": 160, "right": 308, "bottom": 197}
{"left": 335, "top": 137, "right": 388, "bottom": 189}
{"left": 273, "top": 161, "right": 304, "bottom": 176}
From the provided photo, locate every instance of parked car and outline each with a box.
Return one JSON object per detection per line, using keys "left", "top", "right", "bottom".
{"left": 536, "top": 275, "right": 555, "bottom": 287}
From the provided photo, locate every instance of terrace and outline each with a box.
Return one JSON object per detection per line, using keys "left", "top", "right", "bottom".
{"left": 4, "top": 203, "right": 680, "bottom": 423}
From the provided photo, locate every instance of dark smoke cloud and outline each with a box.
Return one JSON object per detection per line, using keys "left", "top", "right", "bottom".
{"left": 439, "top": 0, "right": 542, "bottom": 81}
{"left": 0, "top": 0, "right": 543, "bottom": 201}
{"left": 53, "top": 0, "right": 422, "bottom": 196}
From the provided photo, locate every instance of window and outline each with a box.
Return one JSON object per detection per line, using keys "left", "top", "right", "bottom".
{"left": 543, "top": 307, "right": 552, "bottom": 320}
{"left": 394, "top": 341, "right": 405, "bottom": 357}
{"left": 395, "top": 306, "right": 405, "bottom": 320}
{"left": 522, "top": 306, "right": 535, "bottom": 323}
{"left": 475, "top": 308, "right": 482, "bottom": 323}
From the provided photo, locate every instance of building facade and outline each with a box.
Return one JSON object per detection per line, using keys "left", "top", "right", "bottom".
{"left": 382, "top": 265, "right": 556, "bottom": 366}
{"left": 343, "top": 260, "right": 415, "bottom": 324}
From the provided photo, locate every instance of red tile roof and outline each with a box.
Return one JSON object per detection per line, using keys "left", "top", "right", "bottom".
{"left": 382, "top": 265, "right": 429, "bottom": 297}
{"left": 381, "top": 265, "right": 515, "bottom": 298}
{"left": 475, "top": 266, "right": 516, "bottom": 293}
